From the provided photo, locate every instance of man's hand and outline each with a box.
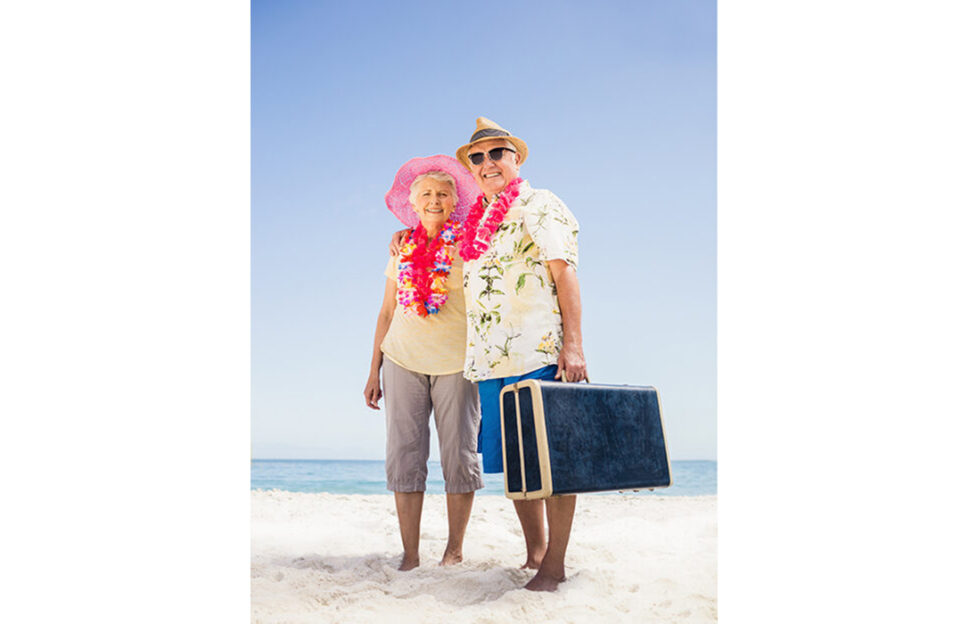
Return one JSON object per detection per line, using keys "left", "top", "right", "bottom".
{"left": 556, "top": 341, "right": 587, "bottom": 382}
{"left": 548, "top": 258, "right": 587, "bottom": 383}
{"left": 389, "top": 228, "right": 412, "bottom": 256}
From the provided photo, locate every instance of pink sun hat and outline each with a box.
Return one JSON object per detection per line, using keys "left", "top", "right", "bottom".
{"left": 385, "top": 155, "right": 480, "bottom": 228}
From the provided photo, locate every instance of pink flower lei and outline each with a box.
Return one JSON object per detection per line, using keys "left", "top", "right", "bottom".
{"left": 396, "top": 220, "right": 459, "bottom": 317}
{"left": 457, "top": 177, "right": 523, "bottom": 261}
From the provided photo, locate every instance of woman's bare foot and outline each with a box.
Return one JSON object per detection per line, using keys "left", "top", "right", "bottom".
{"left": 398, "top": 554, "right": 420, "bottom": 571}
{"left": 439, "top": 547, "right": 463, "bottom": 566}
{"left": 524, "top": 569, "right": 566, "bottom": 592}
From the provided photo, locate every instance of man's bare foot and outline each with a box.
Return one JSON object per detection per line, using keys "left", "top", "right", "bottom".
{"left": 520, "top": 547, "right": 545, "bottom": 570}
{"left": 524, "top": 569, "right": 566, "bottom": 592}
{"left": 398, "top": 554, "right": 420, "bottom": 571}
{"left": 439, "top": 547, "right": 463, "bottom": 566}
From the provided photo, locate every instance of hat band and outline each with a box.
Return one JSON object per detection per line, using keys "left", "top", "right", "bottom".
{"left": 470, "top": 128, "right": 511, "bottom": 142}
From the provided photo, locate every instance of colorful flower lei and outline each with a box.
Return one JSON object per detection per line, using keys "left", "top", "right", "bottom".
{"left": 396, "top": 220, "right": 459, "bottom": 317}
{"left": 457, "top": 177, "right": 523, "bottom": 261}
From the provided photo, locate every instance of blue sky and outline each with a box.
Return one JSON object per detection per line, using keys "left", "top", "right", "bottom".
{"left": 252, "top": 0, "right": 717, "bottom": 460}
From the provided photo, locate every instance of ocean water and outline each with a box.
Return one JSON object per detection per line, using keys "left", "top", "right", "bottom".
{"left": 251, "top": 459, "right": 715, "bottom": 497}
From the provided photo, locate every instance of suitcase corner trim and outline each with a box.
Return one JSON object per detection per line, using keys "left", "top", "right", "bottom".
{"left": 500, "top": 379, "right": 553, "bottom": 500}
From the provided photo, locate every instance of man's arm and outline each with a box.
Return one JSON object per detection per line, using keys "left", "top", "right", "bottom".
{"left": 548, "top": 259, "right": 587, "bottom": 382}
{"left": 389, "top": 228, "right": 412, "bottom": 256}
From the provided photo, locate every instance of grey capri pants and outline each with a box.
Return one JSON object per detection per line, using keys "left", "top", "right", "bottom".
{"left": 382, "top": 359, "right": 484, "bottom": 494}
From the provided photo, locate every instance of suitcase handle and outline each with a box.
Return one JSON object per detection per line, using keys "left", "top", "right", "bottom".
{"left": 560, "top": 371, "right": 590, "bottom": 384}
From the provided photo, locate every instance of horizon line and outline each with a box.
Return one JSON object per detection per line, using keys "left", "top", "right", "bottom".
{"left": 251, "top": 457, "right": 718, "bottom": 463}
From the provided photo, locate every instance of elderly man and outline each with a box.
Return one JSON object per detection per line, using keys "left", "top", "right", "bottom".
{"left": 454, "top": 117, "right": 587, "bottom": 592}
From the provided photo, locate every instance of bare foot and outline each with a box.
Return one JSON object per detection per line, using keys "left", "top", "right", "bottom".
{"left": 398, "top": 554, "right": 420, "bottom": 571}
{"left": 524, "top": 569, "right": 566, "bottom": 592}
{"left": 439, "top": 548, "right": 463, "bottom": 566}
{"left": 520, "top": 547, "right": 545, "bottom": 570}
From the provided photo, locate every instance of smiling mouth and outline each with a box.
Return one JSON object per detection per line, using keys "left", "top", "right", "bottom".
{"left": 484, "top": 173, "right": 501, "bottom": 179}
{"left": 424, "top": 208, "right": 444, "bottom": 214}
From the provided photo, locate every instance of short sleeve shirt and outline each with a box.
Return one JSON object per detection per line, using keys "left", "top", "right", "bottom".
{"left": 462, "top": 180, "right": 579, "bottom": 381}
{"left": 380, "top": 248, "right": 468, "bottom": 375}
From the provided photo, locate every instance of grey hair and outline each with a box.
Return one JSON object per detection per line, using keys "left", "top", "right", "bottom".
{"left": 408, "top": 171, "right": 458, "bottom": 208}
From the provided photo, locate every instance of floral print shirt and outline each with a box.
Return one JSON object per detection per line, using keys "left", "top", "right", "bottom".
{"left": 462, "top": 180, "right": 579, "bottom": 381}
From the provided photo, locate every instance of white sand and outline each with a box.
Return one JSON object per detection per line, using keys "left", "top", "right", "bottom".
{"left": 251, "top": 491, "right": 716, "bottom": 623}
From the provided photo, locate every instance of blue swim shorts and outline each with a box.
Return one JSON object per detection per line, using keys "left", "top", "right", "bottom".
{"left": 476, "top": 365, "right": 559, "bottom": 474}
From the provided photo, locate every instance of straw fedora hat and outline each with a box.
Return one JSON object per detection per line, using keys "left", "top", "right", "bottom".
{"left": 455, "top": 117, "right": 529, "bottom": 168}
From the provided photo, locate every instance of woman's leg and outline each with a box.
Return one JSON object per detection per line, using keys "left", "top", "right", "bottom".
{"left": 431, "top": 373, "right": 483, "bottom": 565}
{"left": 441, "top": 491, "right": 474, "bottom": 565}
{"left": 383, "top": 360, "right": 432, "bottom": 570}
{"left": 393, "top": 491, "right": 424, "bottom": 570}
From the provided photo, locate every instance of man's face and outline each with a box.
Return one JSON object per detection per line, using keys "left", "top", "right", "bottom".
{"left": 466, "top": 139, "right": 521, "bottom": 197}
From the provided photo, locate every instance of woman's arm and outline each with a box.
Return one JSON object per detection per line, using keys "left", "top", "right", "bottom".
{"left": 364, "top": 278, "right": 398, "bottom": 409}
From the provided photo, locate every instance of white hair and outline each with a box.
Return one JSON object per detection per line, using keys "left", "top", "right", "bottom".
{"left": 408, "top": 171, "right": 458, "bottom": 208}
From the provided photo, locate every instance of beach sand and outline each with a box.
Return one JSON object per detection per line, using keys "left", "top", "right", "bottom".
{"left": 251, "top": 491, "right": 716, "bottom": 623}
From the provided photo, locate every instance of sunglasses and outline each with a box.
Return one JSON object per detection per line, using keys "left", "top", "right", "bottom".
{"left": 467, "top": 147, "right": 516, "bottom": 166}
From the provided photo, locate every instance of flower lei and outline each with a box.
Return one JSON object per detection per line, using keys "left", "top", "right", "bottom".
{"left": 396, "top": 220, "right": 459, "bottom": 317}
{"left": 457, "top": 177, "right": 523, "bottom": 261}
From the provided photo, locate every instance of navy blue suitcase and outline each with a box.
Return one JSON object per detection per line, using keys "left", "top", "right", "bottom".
{"left": 499, "top": 380, "right": 671, "bottom": 499}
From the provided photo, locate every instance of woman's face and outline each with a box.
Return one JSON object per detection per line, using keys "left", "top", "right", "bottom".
{"left": 411, "top": 177, "right": 456, "bottom": 230}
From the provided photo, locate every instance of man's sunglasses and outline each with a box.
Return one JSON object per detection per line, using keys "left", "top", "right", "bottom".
{"left": 468, "top": 147, "right": 516, "bottom": 166}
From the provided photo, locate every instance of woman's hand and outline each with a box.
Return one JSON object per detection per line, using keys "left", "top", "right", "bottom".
{"left": 389, "top": 228, "right": 412, "bottom": 256}
{"left": 364, "top": 374, "right": 382, "bottom": 410}
{"left": 365, "top": 280, "right": 396, "bottom": 409}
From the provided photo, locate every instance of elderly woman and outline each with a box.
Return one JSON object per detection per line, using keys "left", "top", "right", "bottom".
{"left": 363, "top": 155, "right": 483, "bottom": 571}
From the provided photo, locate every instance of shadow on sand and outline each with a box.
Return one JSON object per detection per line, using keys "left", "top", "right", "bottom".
{"left": 257, "top": 552, "right": 535, "bottom": 606}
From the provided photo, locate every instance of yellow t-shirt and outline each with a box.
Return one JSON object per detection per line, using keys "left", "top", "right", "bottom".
{"left": 380, "top": 249, "right": 467, "bottom": 375}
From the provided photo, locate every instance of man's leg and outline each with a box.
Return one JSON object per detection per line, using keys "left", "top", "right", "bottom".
{"left": 513, "top": 498, "right": 547, "bottom": 569}
{"left": 394, "top": 491, "right": 424, "bottom": 570}
{"left": 478, "top": 377, "right": 545, "bottom": 568}
{"left": 525, "top": 494, "right": 577, "bottom": 591}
